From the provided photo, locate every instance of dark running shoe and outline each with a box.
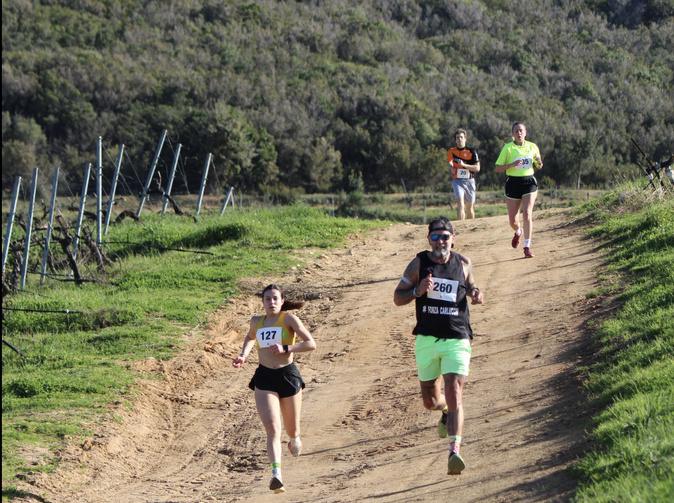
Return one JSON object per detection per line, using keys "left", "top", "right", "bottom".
{"left": 269, "top": 477, "right": 285, "bottom": 493}
{"left": 447, "top": 451, "right": 466, "bottom": 475}
{"left": 523, "top": 247, "right": 534, "bottom": 258}
{"left": 511, "top": 231, "right": 521, "bottom": 248}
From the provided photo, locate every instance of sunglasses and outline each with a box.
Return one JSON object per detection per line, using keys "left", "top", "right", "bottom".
{"left": 430, "top": 233, "right": 451, "bottom": 242}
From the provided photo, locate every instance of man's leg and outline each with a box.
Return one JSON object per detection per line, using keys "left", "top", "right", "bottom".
{"left": 442, "top": 373, "right": 465, "bottom": 446}
{"left": 465, "top": 200, "right": 474, "bottom": 219}
{"left": 443, "top": 373, "right": 466, "bottom": 474}
{"left": 420, "top": 378, "right": 446, "bottom": 411}
{"left": 465, "top": 180, "right": 476, "bottom": 219}
{"left": 416, "top": 335, "right": 448, "bottom": 438}
{"left": 452, "top": 181, "right": 466, "bottom": 220}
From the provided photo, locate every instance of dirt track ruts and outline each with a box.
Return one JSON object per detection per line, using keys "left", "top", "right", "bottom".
{"left": 15, "top": 210, "right": 602, "bottom": 503}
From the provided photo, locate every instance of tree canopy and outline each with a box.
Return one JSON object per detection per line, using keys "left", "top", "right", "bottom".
{"left": 2, "top": 0, "right": 673, "bottom": 195}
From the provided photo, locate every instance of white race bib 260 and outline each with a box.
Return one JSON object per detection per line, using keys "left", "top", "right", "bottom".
{"left": 427, "top": 278, "right": 459, "bottom": 303}
{"left": 256, "top": 326, "right": 282, "bottom": 347}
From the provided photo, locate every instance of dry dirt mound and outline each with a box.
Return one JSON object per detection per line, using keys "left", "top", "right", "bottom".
{"left": 14, "top": 210, "right": 601, "bottom": 503}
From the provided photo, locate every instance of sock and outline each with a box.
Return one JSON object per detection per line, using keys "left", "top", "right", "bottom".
{"left": 524, "top": 239, "right": 532, "bottom": 248}
{"left": 449, "top": 435, "right": 462, "bottom": 454}
{"left": 515, "top": 228, "right": 522, "bottom": 236}
{"left": 271, "top": 462, "right": 282, "bottom": 479}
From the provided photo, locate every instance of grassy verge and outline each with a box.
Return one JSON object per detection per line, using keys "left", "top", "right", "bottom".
{"left": 572, "top": 188, "right": 673, "bottom": 502}
{"left": 299, "top": 188, "right": 597, "bottom": 223}
{"left": 1, "top": 205, "right": 382, "bottom": 492}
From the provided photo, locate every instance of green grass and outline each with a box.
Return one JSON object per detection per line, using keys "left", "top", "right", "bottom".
{"left": 299, "top": 188, "right": 596, "bottom": 223}
{"left": 1, "top": 204, "right": 382, "bottom": 490}
{"left": 572, "top": 189, "right": 674, "bottom": 503}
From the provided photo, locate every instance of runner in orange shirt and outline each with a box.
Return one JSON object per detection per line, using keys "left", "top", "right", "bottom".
{"left": 448, "top": 128, "right": 480, "bottom": 220}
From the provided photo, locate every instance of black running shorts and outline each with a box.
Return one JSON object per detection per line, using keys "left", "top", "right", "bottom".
{"left": 505, "top": 176, "right": 538, "bottom": 199}
{"left": 248, "top": 363, "right": 305, "bottom": 398}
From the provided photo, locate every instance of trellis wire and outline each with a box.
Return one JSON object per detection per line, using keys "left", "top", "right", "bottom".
{"left": 72, "top": 163, "right": 92, "bottom": 260}
{"left": 161, "top": 143, "right": 182, "bottom": 215}
{"left": 104, "top": 144, "right": 125, "bottom": 235}
{"left": 122, "top": 149, "right": 144, "bottom": 194}
{"left": 136, "top": 129, "right": 167, "bottom": 218}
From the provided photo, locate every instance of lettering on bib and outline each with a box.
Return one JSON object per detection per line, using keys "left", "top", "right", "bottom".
{"left": 422, "top": 305, "right": 459, "bottom": 316}
{"left": 456, "top": 168, "right": 470, "bottom": 179}
{"left": 427, "top": 278, "right": 459, "bottom": 303}
{"left": 256, "top": 326, "right": 282, "bottom": 347}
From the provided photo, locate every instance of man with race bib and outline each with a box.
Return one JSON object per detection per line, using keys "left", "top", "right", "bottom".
{"left": 495, "top": 122, "right": 543, "bottom": 258}
{"left": 448, "top": 128, "right": 481, "bottom": 220}
{"left": 232, "top": 284, "right": 316, "bottom": 493}
{"left": 394, "top": 217, "right": 484, "bottom": 475}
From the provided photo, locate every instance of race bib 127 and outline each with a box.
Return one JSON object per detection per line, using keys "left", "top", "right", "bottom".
{"left": 256, "top": 326, "right": 282, "bottom": 347}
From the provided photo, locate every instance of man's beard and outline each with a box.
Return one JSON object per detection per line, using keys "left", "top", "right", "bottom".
{"left": 431, "top": 248, "right": 450, "bottom": 261}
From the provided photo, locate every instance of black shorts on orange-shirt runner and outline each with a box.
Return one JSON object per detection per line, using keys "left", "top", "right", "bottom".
{"left": 248, "top": 363, "right": 305, "bottom": 398}
{"left": 505, "top": 175, "right": 538, "bottom": 200}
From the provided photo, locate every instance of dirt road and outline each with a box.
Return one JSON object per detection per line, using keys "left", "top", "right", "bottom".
{"left": 17, "top": 210, "right": 602, "bottom": 502}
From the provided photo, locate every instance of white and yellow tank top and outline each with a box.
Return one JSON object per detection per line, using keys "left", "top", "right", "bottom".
{"left": 254, "top": 312, "right": 296, "bottom": 348}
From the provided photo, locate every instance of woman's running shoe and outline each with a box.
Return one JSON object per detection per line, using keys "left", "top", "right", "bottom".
{"left": 288, "top": 437, "right": 302, "bottom": 457}
{"left": 511, "top": 231, "right": 521, "bottom": 248}
{"left": 269, "top": 477, "right": 285, "bottom": 493}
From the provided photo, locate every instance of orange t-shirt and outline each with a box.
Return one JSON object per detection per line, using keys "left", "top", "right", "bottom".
{"left": 447, "top": 146, "right": 479, "bottom": 179}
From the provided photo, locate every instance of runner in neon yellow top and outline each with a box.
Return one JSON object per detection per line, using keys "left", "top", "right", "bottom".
{"left": 495, "top": 122, "right": 543, "bottom": 258}
{"left": 495, "top": 140, "right": 540, "bottom": 177}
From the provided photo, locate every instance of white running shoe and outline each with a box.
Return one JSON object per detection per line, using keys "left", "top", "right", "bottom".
{"left": 288, "top": 437, "right": 302, "bottom": 457}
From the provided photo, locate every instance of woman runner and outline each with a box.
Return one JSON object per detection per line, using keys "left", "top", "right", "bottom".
{"left": 495, "top": 122, "right": 543, "bottom": 258}
{"left": 232, "top": 284, "right": 316, "bottom": 493}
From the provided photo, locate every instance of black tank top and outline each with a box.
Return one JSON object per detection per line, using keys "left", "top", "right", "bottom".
{"left": 413, "top": 251, "right": 472, "bottom": 340}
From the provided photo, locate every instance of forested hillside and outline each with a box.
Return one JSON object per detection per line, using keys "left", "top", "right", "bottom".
{"left": 2, "top": 0, "right": 673, "bottom": 196}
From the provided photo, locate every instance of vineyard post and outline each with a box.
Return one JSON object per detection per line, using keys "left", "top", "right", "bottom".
{"left": 220, "top": 186, "right": 234, "bottom": 215}
{"left": 104, "top": 143, "right": 125, "bottom": 235}
{"left": 19, "top": 168, "right": 39, "bottom": 290}
{"left": 39, "top": 167, "right": 60, "bottom": 285}
{"left": 2, "top": 176, "right": 22, "bottom": 276}
{"left": 195, "top": 153, "right": 212, "bottom": 217}
{"left": 96, "top": 137, "right": 103, "bottom": 245}
{"left": 136, "top": 129, "right": 168, "bottom": 218}
{"left": 161, "top": 143, "right": 182, "bottom": 215}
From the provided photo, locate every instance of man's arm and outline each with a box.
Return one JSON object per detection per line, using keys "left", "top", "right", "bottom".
{"left": 461, "top": 256, "right": 484, "bottom": 305}
{"left": 469, "top": 148, "right": 480, "bottom": 174}
{"left": 394, "top": 257, "right": 420, "bottom": 306}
